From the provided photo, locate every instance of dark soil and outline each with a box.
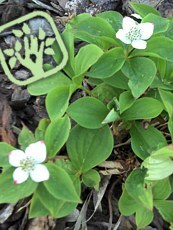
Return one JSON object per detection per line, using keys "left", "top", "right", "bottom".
{"left": 0, "top": 0, "right": 172, "bottom": 229}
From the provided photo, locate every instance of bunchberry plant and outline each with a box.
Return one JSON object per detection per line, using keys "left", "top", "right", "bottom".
{"left": 1, "top": 2, "right": 173, "bottom": 229}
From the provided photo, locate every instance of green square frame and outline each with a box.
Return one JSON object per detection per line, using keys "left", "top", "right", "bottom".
{"left": 0, "top": 11, "right": 68, "bottom": 86}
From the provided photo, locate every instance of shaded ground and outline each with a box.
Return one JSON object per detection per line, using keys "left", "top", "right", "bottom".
{"left": 0, "top": 0, "right": 173, "bottom": 229}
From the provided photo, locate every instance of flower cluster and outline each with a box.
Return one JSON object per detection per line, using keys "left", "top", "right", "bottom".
{"left": 9, "top": 141, "right": 49, "bottom": 184}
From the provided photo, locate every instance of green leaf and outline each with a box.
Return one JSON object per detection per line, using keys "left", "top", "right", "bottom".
{"left": 0, "top": 168, "right": 37, "bottom": 203}
{"left": 119, "top": 91, "right": 135, "bottom": 114}
{"left": 3, "top": 48, "right": 14, "bottom": 56}
{"left": 142, "top": 13, "right": 169, "bottom": 34}
{"left": 52, "top": 31, "right": 75, "bottom": 78}
{"left": 87, "top": 47, "right": 125, "bottom": 79}
{"left": 37, "top": 183, "right": 79, "bottom": 218}
{"left": 37, "top": 169, "right": 80, "bottom": 218}
{"left": 156, "top": 59, "right": 167, "bottom": 79}
{"left": 165, "top": 18, "right": 173, "bottom": 40}
{"left": 125, "top": 169, "right": 153, "bottom": 210}
{"left": 122, "top": 57, "right": 156, "bottom": 98}
{"left": 74, "top": 44, "right": 103, "bottom": 76}
{"left": 43, "top": 163, "right": 80, "bottom": 202}
{"left": 152, "top": 178, "right": 172, "bottom": 200}
{"left": 121, "top": 97, "right": 163, "bottom": 120}
{"left": 147, "top": 37, "right": 173, "bottom": 62}
{"left": 12, "top": 29, "right": 23, "bottom": 37}
{"left": 143, "top": 145, "right": 173, "bottom": 180}
{"left": 103, "top": 71, "right": 129, "bottom": 90}
{"left": 119, "top": 187, "right": 153, "bottom": 228}
{"left": 18, "top": 126, "right": 35, "bottom": 150}
{"left": 132, "top": 37, "right": 173, "bottom": 62}
{"left": 28, "top": 65, "right": 71, "bottom": 96}
{"left": 52, "top": 41, "right": 62, "bottom": 64}
{"left": 22, "top": 23, "right": 31, "bottom": 34}
{"left": 46, "top": 85, "right": 70, "bottom": 120}
{"left": 45, "top": 37, "right": 55, "bottom": 47}
{"left": 62, "top": 31, "right": 75, "bottom": 74}
{"left": 29, "top": 192, "right": 49, "bottom": 218}
{"left": 0, "top": 142, "right": 15, "bottom": 167}
{"left": 68, "top": 15, "right": 117, "bottom": 49}
{"left": 102, "top": 108, "right": 120, "bottom": 124}
{"left": 72, "top": 15, "right": 115, "bottom": 39}
{"left": 15, "top": 40, "right": 22, "bottom": 52}
{"left": 66, "top": 125, "right": 113, "bottom": 173}
{"left": 170, "top": 223, "right": 173, "bottom": 230}
{"left": 45, "top": 115, "right": 71, "bottom": 158}
{"left": 159, "top": 89, "right": 173, "bottom": 139}
{"left": 130, "top": 122, "right": 167, "bottom": 160}
{"left": 44, "top": 48, "right": 55, "bottom": 55}
{"left": 9, "top": 56, "right": 17, "bottom": 69}
{"left": 92, "top": 83, "right": 122, "bottom": 103}
{"left": 135, "top": 206, "right": 153, "bottom": 229}
{"left": 82, "top": 169, "right": 101, "bottom": 190}
{"left": 96, "top": 11, "right": 123, "bottom": 32}
{"left": 130, "top": 2, "right": 160, "bottom": 17}
{"left": 155, "top": 200, "right": 173, "bottom": 222}
{"left": 35, "top": 118, "right": 50, "bottom": 141}
{"left": 38, "top": 28, "right": 46, "bottom": 40}
{"left": 67, "top": 97, "right": 109, "bottom": 129}
{"left": 119, "top": 187, "right": 136, "bottom": 216}
{"left": 88, "top": 78, "right": 103, "bottom": 86}
{"left": 151, "top": 76, "right": 173, "bottom": 90}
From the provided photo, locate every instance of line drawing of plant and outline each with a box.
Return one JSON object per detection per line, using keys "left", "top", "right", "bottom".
{"left": 3, "top": 23, "right": 55, "bottom": 77}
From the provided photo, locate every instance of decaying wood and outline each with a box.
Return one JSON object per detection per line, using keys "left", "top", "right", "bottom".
{"left": 0, "top": 94, "right": 16, "bottom": 146}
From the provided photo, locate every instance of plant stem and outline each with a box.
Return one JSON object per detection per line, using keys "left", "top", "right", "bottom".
{"left": 79, "top": 85, "right": 95, "bottom": 97}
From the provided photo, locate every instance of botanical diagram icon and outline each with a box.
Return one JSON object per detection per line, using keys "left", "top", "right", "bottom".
{"left": 4, "top": 23, "right": 55, "bottom": 77}
{"left": 0, "top": 11, "right": 68, "bottom": 86}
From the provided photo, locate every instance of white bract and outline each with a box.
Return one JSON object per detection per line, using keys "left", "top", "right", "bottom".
{"left": 9, "top": 141, "right": 49, "bottom": 184}
{"left": 116, "top": 16, "right": 154, "bottom": 49}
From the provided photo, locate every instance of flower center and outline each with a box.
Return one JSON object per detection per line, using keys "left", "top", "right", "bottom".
{"left": 20, "top": 157, "right": 35, "bottom": 172}
{"left": 126, "top": 26, "right": 142, "bottom": 41}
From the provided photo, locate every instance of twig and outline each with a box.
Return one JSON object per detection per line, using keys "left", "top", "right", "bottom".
{"left": 114, "top": 138, "right": 131, "bottom": 148}
{"left": 31, "top": 0, "right": 62, "bottom": 15}
{"left": 108, "top": 178, "right": 121, "bottom": 230}
{"left": 163, "top": 132, "right": 171, "bottom": 137}
{"left": 113, "top": 215, "right": 122, "bottom": 230}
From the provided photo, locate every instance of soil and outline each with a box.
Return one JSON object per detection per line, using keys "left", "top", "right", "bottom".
{"left": 0, "top": 0, "right": 172, "bottom": 229}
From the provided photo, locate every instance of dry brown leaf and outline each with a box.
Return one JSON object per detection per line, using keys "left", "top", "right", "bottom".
{"left": 27, "top": 217, "right": 56, "bottom": 230}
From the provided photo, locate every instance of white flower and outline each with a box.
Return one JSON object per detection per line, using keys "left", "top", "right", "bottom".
{"left": 116, "top": 16, "right": 154, "bottom": 49}
{"left": 9, "top": 141, "right": 49, "bottom": 184}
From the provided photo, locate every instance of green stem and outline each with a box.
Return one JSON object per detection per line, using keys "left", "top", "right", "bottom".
{"left": 79, "top": 85, "right": 95, "bottom": 97}
{"left": 127, "top": 47, "right": 135, "bottom": 57}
